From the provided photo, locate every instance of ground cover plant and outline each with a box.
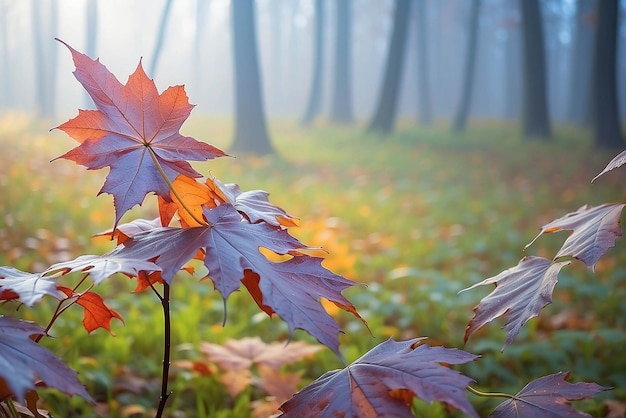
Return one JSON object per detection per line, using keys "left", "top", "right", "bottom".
{"left": 0, "top": 42, "right": 624, "bottom": 417}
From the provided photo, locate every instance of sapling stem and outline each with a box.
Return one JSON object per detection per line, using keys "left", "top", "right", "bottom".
{"left": 153, "top": 282, "right": 172, "bottom": 418}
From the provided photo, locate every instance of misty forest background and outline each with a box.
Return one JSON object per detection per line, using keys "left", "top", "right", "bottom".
{"left": 1, "top": 0, "right": 626, "bottom": 416}
{"left": 0, "top": 0, "right": 625, "bottom": 148}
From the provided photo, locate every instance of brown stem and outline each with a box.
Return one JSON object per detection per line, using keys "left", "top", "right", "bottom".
{"left": 34, "top": 274, "right": 91, "bottom": 343}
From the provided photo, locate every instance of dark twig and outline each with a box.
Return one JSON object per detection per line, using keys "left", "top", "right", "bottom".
{"left": 154, "top": 282, "right": 172, "bottom": 417}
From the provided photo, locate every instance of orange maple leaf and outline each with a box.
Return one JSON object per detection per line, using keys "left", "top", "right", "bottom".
{"left": 58, "top": 286, "right": 123, "bottom": 334}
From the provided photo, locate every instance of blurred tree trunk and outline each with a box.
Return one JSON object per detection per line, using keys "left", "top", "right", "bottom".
{"left": 194, "top": 0, "right": 208, "bottom": 56}
{"left": 567, "top": 0, "right": 594, "bottom": 126}
{"left": 503, "top": 10, "right": 521, "bottom": 120}
{"left": 192, "top": 0, "right": 209, "bottom": 91}
{"left": 592, "top": 0, "right": 624, "bottom": 149}
{"left": 85, "top": 0, "right": 97, "bottom": 57}
{"left": 231, "top": 0, "right": 273, "bottom": 155}
{"left": 330, "top": 0, "right": 354, "bottom": 123}
{"left": 0, "top": 1, "right": 11, "bottom": 108}
{"left": 452, "top": 0, "right": 481, "bottom": 133}
{"left": 301, "top": 0, "right": 324, "bottom": 125}
{"left": 367, "top": 0, "right": 411, "bottom": 135}
{"left": 84, "top": 0, "right": 98, "bottom": 107}
{"left": 32, "top": 0, "right": 58, "bottom": 119}
{"left": 519, "top": 0, "right": 551, "bottom": 139}
{"left": 414, "top": 0, "right": 432, "bottom": 125}
{"left": 149, "top": 0, "right": 174, "bottom": 77}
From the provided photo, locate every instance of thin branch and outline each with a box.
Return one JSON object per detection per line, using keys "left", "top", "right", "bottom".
{"left": 155, "top": 283, "right": 172, "bottom": 418}
{"left": 34, "top": 273, "right": 91, "bottom": 343}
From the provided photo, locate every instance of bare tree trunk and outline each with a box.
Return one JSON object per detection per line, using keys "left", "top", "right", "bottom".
{"left": 84, "top": 0, "right": 98, "bottom": 107}
{"left": 231, "top": 0, "right": 273, "bottom": 155}
{"left": 592, "top": 0, "right": 624, "bottom": 149}
{"left": 367, "top": 0, "right": 411, "bottom": 135}
{"left": 0, "top": 0, "right": 12, "bottom": 108}
{"left": 192, "top": 0, "right": 209, "bottom": 95}
{"left": 414, "top": 0, "right": 432, "bottom": 125}
{"left": 32, "top": 0, "right": 58, "bottom": 118}
{"left": 301, "top": 0, "right": 324, "bottom": 125}
{"left": 503, "top": 8, "right": 521, "bottom": 120}
{"left": 330, "top": 0, "right": 354, "bottom": 124}
{"left": 149, "top": 0, "right": 174, "bottom": 77}
{"left": 519, "top": 0, "right": 551, "bottom": 139}
{"left": 452, "top": 0, "right": 481, "bottom": 133}
{"left": 567, "top": 0, "right": 594, "bottom": 126}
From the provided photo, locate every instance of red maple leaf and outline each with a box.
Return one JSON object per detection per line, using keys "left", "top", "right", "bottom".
{"left": 0, "top": 316, "right": 93, "bottom": 403}
{"left": 57, "top": 287, "right": 124, "bottom": 334}
{"left": 279, "top": 338, "right": 479, "bottom": 418}
{"left": 461, "top": 256, "right": 570, "bottom": 349}
{"left": 490, "top": 372, "right": 611, "bottom": 417}
{"left": 525, "top": 203, "right": 625, "bottom": 270}
{"left": 53, "top": 39, "right": 225, "bottom": 226}
{"left": 108, "top": 204, "right": 362, "bottom": 357}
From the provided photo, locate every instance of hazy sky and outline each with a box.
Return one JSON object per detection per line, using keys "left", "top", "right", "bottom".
{"left": 1, "top": 0, "right": 624, "bottom": 122}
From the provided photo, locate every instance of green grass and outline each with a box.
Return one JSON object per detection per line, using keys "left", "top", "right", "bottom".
{"left": 1, "top": 112, "right": 625, "bottom": 417}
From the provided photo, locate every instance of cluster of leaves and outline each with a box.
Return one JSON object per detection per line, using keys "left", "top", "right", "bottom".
{"left": 0, "top": 40, "right": 618, "bottom": 417}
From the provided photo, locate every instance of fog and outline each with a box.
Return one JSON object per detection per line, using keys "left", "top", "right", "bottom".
{"left": 1, "top": 0, "right": 625, "bottom": 122}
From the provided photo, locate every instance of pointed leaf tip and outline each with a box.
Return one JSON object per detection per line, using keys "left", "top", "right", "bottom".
{"left": 592, "top": 149, "right": 626, "bottom": 182}
{"left": 462, "top": 256, "right": 570, "bottom": 349}
{"left": 526, "top": 203, "right": 625, "bottom": 270}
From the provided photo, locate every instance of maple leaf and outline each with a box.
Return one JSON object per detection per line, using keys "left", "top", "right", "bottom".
{"left": 525, "top": 203, "right": 625, "bottom": 270}
{"left": 592, "top": 149, "right": 626, "bottom": 182}
{"left": 45, "top": 253, "right": 161, "bottom": 285}
{"left": 166, "top": 175, "right": 224, "bottom": 227}
{"left": 110, "top": 204, "right": 362, "bottom": 356}
{"left": 279, "top": 338, "right": 479, "bottom": 418}
{"left": 257, "top": 365, "right": 302, "bottom": 403}
{"left": 213, "top": 179, "right": 298, "bottom": 227}
{"left": 200, "top": 337, "right": 322, "bottom": 371}
{"left": 490, "top": 372, "right": 611, "bottom": 418}
{"left": 0, "top": 316, "right": 93, "bottom": 403}
{"left": 0, "top": 267, "right": 62, "bottom": 306}
{"left": 96, "top": 217, "right": 163, "bottom": 244}
{"left": 199, "top": 337, "right": 319, "bottom": 398}
{"left": 53, "top": 40, "right": 225, "bottom": 226}
{"left": 57, "top": 287, "right": 124, "bottom": 334}
{"left": 460, "top": 256, "right": 570, "bottom": 350}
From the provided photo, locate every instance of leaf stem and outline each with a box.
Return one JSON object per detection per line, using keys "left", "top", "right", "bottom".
{"left": 155, "top": 282, "right": 172, "bottom": 418}
{"left": 467, "top": 385, "right": 514, "bottom": 399}
{"left": 34, "top": 274, "right": 91, "bottom": 343}
{"left": 4, "top": 399, "right": 18, "bottom": 418}
{"left": 145, "top": 146, "right": 208, "bottom": 226}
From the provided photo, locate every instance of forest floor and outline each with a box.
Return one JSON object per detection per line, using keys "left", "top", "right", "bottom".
{"left": 1, "top": 112, "right": 625, "bottom": 417}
